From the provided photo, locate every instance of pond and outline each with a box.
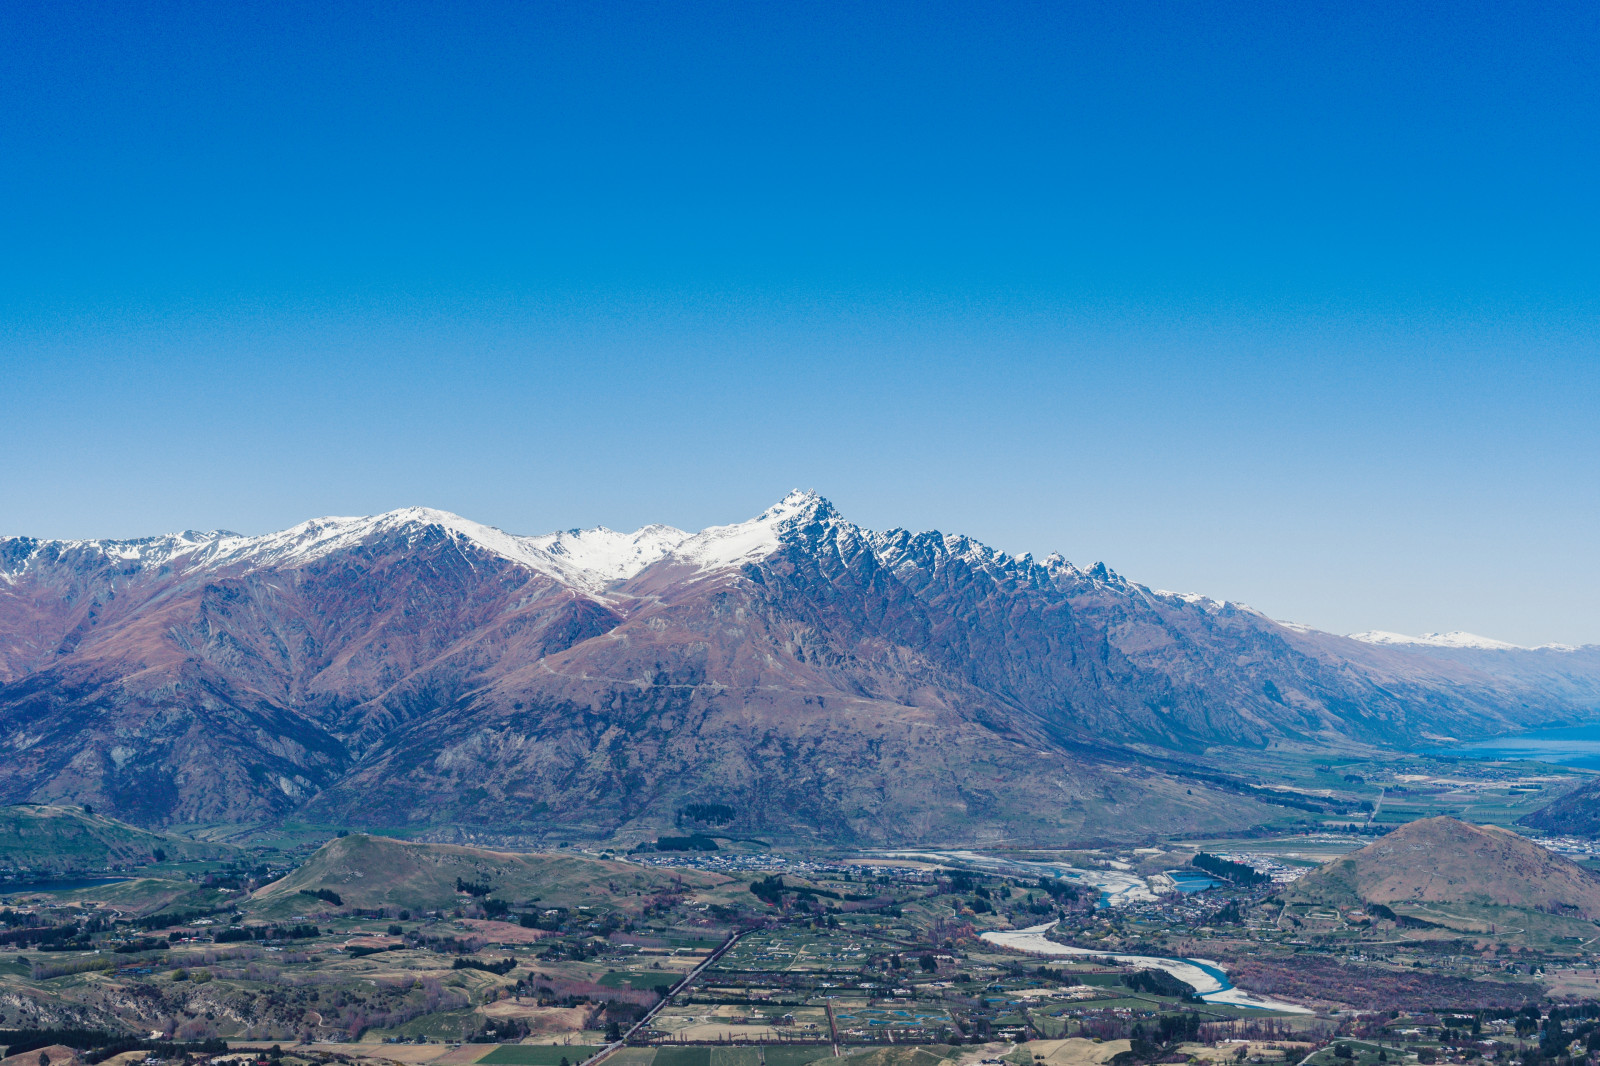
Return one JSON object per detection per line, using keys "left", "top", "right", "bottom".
{"left": 1165, "top": 870, "right": 1222, "bottom": 893}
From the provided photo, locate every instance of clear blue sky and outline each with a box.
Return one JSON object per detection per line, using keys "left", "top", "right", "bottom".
{"left": 2, "top": 1, "right": 1597, "bottom": 645}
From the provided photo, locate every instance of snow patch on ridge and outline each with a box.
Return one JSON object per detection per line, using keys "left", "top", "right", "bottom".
{"left": 0, "top": 508, "right": 685, "bottom": 593}
{"left": 665, "top": 489, "right": 833, "bottom": 572}
{"left": 1155, "top": 590, "right": 1267, "bottom": 617}
{"left": 1, "top": 496, "right": 830, "bottom": 592}
{"left": 219, "top": 508, "right": 547, "bottom": 571}
{"left": 1346, "top": 630, "right": 1549, "bottom": 651}
{"left": 210, "top": 508, "right": 694, "bottom": 591}
{"left": 197, "top": 508, "right": 573, "bottom": 578}
{"left": 527, "top": 524, "right": 690, "bottom": 582}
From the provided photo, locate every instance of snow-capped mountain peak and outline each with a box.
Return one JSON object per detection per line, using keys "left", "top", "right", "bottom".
{"left": 762, "top": 488, "right": 836, "bottom": 524}
{"left": 189, "top": 507, "right": 568, "bottom": 575}
{"left": 250, "top": 509, "right": 701, "bottom": 590}
{"left": 1347, "top": 630, "right": 1531, "bottom": 651}
{"left": 2, "top": 497, "right": 838, "bottom": 591}
{"left": 662, "top": 489, "right": 841, "bottom": 573}
{"left": 5, "top": 499, "right": 1585, "bottom": 656}
{"left": 526, "top": 523, "right": 690, "bottom": 583}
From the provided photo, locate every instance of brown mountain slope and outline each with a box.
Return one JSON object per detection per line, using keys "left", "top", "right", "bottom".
{"left": 1291, "top": 816, "right": 1600, "bottom": 919}
{"left": 2, "top": 495, "right": 1599, "bottom": 839}
{"left": 294, "top": 543, "right": 1296, "bottom": 843}
{"left": 0, "top": 525, "right": 622, "bottom": 823}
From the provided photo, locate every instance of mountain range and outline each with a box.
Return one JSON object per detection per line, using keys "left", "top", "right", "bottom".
{"left": 3, "top": 491, "right": 1597, "bottom": 844}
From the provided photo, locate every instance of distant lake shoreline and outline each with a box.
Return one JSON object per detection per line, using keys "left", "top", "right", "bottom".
{"left": 0, "top": 876, "right": 130, "bottom": 893}
{"left": 1428, "top": 722, "right": 1600, "bottom": 771}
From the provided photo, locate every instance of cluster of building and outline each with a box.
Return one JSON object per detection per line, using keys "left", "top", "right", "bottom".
{"left": 1213, "top": 852, "right": 1310, "bottom": 883}
{"left": 1535, "top": 836, "right": 1600, "bottom": 858}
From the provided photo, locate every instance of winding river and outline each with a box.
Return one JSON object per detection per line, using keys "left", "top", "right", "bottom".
{"left": 979, "top": 922, "right": 1310, "bottom": 1014}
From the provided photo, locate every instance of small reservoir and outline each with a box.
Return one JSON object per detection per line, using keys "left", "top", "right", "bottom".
{"left": 1165, "top": 870, "right": 1222, "bottom": 893}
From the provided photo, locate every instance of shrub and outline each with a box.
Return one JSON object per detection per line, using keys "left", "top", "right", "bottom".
{"left": 452, "top": 956, "right": 516, "bottom": 975}
{"left": 1192, "top": 853, "right": 1268, "bottom": 885}
{"left": 678, "top": 803, "right": 736, "bottom": 825}
{"left": 1121, "top": 968, "right": 1198, "bottom": 1000}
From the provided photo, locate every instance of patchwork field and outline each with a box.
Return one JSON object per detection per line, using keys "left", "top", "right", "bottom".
{"left": 2, "top": 798, "right": 1592, "bottom": 1066}
{"left": 477, "top": 1044, "right": 603, "bottom": 1064}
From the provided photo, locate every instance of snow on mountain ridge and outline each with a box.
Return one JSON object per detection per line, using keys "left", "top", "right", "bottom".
{"left": 0, "top": 528, "right": 239, "bottom": 574}
{"left": 1, "top": 499, "right": 820, "bottom": 590}
{"left": 1344, "top": 630, "right": 1573, "bottom": 652}
{"left": 0, "top": 508, "right": 627, "bottom": 589}
{"left": 0, "top": 492, "right": 1256, "bottom": 614}
{"left": 6, "top": 497, "right": 1580, "bottom": 652}
{"left": 660, "top": 489, "right": 837, "bottom": 573}
{"left": 527, "top": 523, "right": 690, "bottom": 582}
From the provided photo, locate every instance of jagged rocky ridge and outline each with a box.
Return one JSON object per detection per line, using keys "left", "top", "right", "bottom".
{"left": 2, "top": 492, "right": 1597, "bottom": 843}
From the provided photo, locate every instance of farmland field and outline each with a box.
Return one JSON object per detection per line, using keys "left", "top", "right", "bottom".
{"left": 478, "top": 1046, "right": 603, "bottom": 1065}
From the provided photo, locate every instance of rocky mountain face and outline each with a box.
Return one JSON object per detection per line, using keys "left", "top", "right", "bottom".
{"left": 3, "top": 492, "right": 1597, "bottom": 844}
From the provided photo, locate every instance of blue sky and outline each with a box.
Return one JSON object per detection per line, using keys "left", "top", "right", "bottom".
{"left": 2, "top": 1, "right": 1597, "bottom": 645}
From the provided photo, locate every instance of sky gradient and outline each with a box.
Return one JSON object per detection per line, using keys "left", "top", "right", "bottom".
{"left": 2, "top": 1, "right": 1597, "bottom": 645}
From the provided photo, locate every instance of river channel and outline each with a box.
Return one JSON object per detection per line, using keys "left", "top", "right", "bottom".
{"left": 881, "top": 850, "right": 1158, "bottom": 907}
{"left": 979, "top": 922, "right": 1309, "bottom": 1014}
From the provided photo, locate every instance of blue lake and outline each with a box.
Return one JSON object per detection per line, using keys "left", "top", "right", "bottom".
{"left": 1431, "top": 722, "right": 1600, "bottom": 770}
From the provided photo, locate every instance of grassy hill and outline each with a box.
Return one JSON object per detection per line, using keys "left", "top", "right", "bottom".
{"left": 1289, "top": 815, "right": 1600, "bottom": 938}
{"left": 247, "top": 833, "right": 732, "bottom": 917}
{"left": 0, "top": 803, "right": 236, "bottom": 873}
{"left": 59, "top": 875, "right": 240, "bottom": 917}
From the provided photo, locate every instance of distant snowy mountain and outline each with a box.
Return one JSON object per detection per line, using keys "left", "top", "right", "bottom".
{"left": 2, "top": 491, "right": 1597, "bottom": 842}
{"left": 1347, "top": 630, "right": 1566, "bottom": 652}
{"left": 2, "top": 505, "right": 688, "bottom": 595}
{"left": 0, "top": 492, "right": 861, "bottom": 594}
